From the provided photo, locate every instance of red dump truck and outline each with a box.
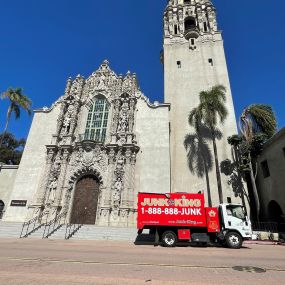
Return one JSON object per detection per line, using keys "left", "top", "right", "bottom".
{"left": 137, "top": 192, "right": 254, "bottom": 248}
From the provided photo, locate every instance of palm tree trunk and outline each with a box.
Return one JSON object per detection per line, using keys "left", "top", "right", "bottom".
{"left": 204, "top": 164, "right": 212, "bottom": 207}
{"left": 0, "top": 107, "right": 12, "bottom": 149}
{"left": 234, "top": 145, "right": 248, "bottom": 216}
{"left": 211, "top": 128, "right": 223, "bottom": 204}
{"left": 248, "top": 154, "right": 260, "bottom": 221}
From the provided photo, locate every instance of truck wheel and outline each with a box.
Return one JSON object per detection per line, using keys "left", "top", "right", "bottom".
{"left": 226, "top": 232, "right": 242, "bottom": 249}
{"left": 161, "top": 231, "right": 177, "bottom": 247}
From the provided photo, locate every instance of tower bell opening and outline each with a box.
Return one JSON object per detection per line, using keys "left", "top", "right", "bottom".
{"left": 184, "top": 17, "right": 196, "bottom": 31}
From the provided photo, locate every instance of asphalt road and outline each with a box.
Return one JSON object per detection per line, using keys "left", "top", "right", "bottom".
{"left": 0, "top": 238, "right": 284, "bottom": 285}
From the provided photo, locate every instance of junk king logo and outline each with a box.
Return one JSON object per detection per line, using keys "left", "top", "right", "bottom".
{"left": 141, "top": 197, "right": 202, "bottom": 208}
{"left": 208, "top": 210, "right": 216, "bottom": 217}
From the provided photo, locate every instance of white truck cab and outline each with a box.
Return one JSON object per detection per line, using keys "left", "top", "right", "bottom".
{"left": 219, "top": 204, "right": 254, "bottom": 248}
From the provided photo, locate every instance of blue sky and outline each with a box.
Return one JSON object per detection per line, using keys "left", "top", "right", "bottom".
{"left": 0, "top": 0, "right": 284, "bottom": 140}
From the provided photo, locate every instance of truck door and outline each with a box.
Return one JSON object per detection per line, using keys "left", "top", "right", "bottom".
{"left": 222, "top": 204, "right": 251, "bottom": 238}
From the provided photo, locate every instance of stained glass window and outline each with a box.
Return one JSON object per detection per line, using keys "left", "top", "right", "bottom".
{"left": 84, "top": 97, "right": 110, "bottom": 143}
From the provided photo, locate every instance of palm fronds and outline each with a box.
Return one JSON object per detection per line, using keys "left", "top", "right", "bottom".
{"left": 240, "top": 104, "right": 277, "bottom": 140}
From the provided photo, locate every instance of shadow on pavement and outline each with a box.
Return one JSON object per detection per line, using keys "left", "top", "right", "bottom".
{"left": 134, "top": 234, "right": 252, "bottom": 250}
{"left": 134, "top": 234, "right": 156, "bottom": 246}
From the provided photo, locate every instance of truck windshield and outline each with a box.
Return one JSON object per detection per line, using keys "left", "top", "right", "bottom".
{"left": 226, "top": 205, "right": 246, "bottom": 220}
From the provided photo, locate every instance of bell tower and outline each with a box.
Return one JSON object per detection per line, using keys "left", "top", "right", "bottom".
{"left": 163, "top": 0, "right": 238, "bottom": 204}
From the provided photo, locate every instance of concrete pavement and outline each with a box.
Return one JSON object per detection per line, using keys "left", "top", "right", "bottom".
{"left": 0, "top": 238, "right": 284, "bottom": 284}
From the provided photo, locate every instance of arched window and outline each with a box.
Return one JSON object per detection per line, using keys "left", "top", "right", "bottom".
{"left": 185, "top": 17, "right": 196, "bottom": 31}
{"left": 0, "top": 200, "right": 5, "bottom": 219}
{"left": 268, "top": 200, "right": 283, "bottom": 223}
{"left": 84, "top": 96, "right": 110, "bottom": 143}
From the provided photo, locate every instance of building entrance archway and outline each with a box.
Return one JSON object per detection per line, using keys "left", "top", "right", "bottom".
{"left": 70, "top": 175, "right": 100, "bottom": 225}
{"left": 268, "top": 200, "right": 284, "bottom": 223}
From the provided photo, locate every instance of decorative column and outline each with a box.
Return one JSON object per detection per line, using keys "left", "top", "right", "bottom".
{"left": 69, "top": 101, "right": 81, "bottom": 136}
{"left": 119, "top": 147, "right": 132, "bottom": 226}
{"left": 126, "top": 98, "right": 136, "bottom": 144}
{"left": 178, "top": 9, "right": 184, "bottom": 35}
{"left": 54, "top": 78, "right": 72, "bottom": 136}
{"left": 121, "top": 147, "right": 132, "bottom": 209}
{"left": 207, "top": 8, "right": 214, "bottom": 31}
{"left": 197, "top": 9, "right": 204, "bottom": 31}
{"left": 168, "top": 11, "right": 174, "bottom": 36}
{"left": 129, "top": 150, "right": 138, "bottom": 226}
{"left": 110, "top": 99, "right": 121, "bottom": 143}
{"left": 53, "top": 103, "right": 67, "bottom": 145}
{"left": 128, "top": 99, "right": 135, "bottom": 133}
{"left": 109, "top": 149, "right": 124, "bottom": 226}
{"left": 98, "top": 147, "right": 116, "bottom": 226}
{"left": 35, "top": 147, "right": 57, "bottom": 205}
{"left": 54, "top": 148, "right": 71, "bottom": 209}
{"left": 106, "top": 147, "right": 117, "bottom": 206}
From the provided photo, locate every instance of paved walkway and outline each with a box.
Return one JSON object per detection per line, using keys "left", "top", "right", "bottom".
{"left": 0, "top": 238, "right": 284, "bottom": 284}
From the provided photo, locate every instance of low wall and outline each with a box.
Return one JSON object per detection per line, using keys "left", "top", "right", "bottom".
{"left": 0, "top": 165, "right": 19, "bottom": 218}
{"left": 253, "top": 231, "right": 279, "bottom": 241}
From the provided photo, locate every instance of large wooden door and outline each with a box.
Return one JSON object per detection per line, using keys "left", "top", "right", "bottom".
{"left": 70, "top": 175, "right": 100, "bottom": 225}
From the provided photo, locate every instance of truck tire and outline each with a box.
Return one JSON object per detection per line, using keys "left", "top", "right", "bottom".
{"left": 161, "top": 231, "right": 177, "bottom": 247}
{"left": 226, "top": 232, "right": 242, "bottom": 249}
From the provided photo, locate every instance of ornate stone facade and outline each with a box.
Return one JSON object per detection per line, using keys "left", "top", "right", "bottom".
{"left": 28, "top": 60, "right": 142, "bottom": 227}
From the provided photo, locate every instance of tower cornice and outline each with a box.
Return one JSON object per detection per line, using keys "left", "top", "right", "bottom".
{"left": 164, "top": 0, "right": 218, "bottom": 43}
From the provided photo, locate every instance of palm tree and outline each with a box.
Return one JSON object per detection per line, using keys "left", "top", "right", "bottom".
{"left": 239, "top": 104, "right": 277, "bottom": 219}
{"left": 184, "top": 132, "right": 213, "bottom": 206}
{"left": 0, "top": 88, "right": 32, "bottom": 149}
{"left": 195, "top": 85, "right": 228, "bottom": 204}
{"left": 240, "top": 104, "right": 277, "bottom": 140}
{"left": 184, "top": 128, "right": 213, "bottom": 207}
{"left": 186, "top": 107, "right": 223, "bottom": 207}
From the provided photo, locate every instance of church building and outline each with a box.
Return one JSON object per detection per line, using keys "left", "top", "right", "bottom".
{"left": 0, "top": 0, "right": 241, "bottom": 228}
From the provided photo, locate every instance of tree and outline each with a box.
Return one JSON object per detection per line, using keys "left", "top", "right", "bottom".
{"left": 184, "top": 131, "right": 212, "bottom": 206}
{"left": 0, "top": 88, "right": 32, "bottom": 149}
{"left": 184, "top": 123, "right": 223, "bottom": 207}
{"left": 238, "top": 104, "right": 277, "bottom": 220}
{"left": 194, "top": 85, "right": 228, "bottom": 204}
{"left": 0, "top": 132, "right": 25, "bottom": 165}
{"left": 228, "top": 133, "right": 267, "bottom": 220}
{"left": 240, "top": 104, "right": 277, "bottom": 140}
{"left": 225, "top": 135, "right": 250, "bottom": 214}
{"left": 184, "top": 118, "right": 213, "bottom": 207}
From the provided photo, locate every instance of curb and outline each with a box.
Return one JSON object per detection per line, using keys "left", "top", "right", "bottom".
{"left": 244, "top": 241, "right": 284, "bottom": 246}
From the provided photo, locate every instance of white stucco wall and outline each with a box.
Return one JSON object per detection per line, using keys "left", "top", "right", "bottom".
{"left": 135, "top": 98, "right": 171, "bottom": 195}
{"left": 4, "top": 105, "right": 61, "bottom": 222}
{"left": 0, "top": 165, "right": 18, "bottom": 218}
{"left": 256, "top": 128, "right": 285, "bottom": 220}
{"left": 163, "top": 34, "right": 239, "bottom": 206}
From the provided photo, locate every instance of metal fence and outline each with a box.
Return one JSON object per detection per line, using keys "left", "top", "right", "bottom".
{"left": 279, "top": 223, "right": 285, "bottom": 233}
{"left": 251, "top": 221, "right": 279, "bottom": 233}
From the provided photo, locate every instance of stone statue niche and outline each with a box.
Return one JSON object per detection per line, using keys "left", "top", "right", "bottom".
{"left": 117, "top": 99, "right": 130, "bottom": 134}
{"left": 46, "top": 177, "right": 58, "bottom": 204}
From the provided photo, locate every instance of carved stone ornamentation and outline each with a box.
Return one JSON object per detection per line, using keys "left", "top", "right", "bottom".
{"left": 112, "top": 177, "right": 122, "bottom": 208}
{"left": 46, "top": 177, "right": 58, "bottom": 204}
{"left": 33, "top": 60, "right": 140, "bottom": 227}
{"left": 52, "top": 154, "right": 62, "bottom": 176}
{"left": 62, "top": 115, "right": 72, "bottom": 135}
{"left": 118, "top": 110, "right": 129, "bottom": 133}
{"left": 72, "top": 144, "right": 108, "bottom": 172}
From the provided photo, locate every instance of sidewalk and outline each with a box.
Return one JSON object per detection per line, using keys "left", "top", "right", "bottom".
{"left": 244, "top": 240, "right": 285, "bottom": 246}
